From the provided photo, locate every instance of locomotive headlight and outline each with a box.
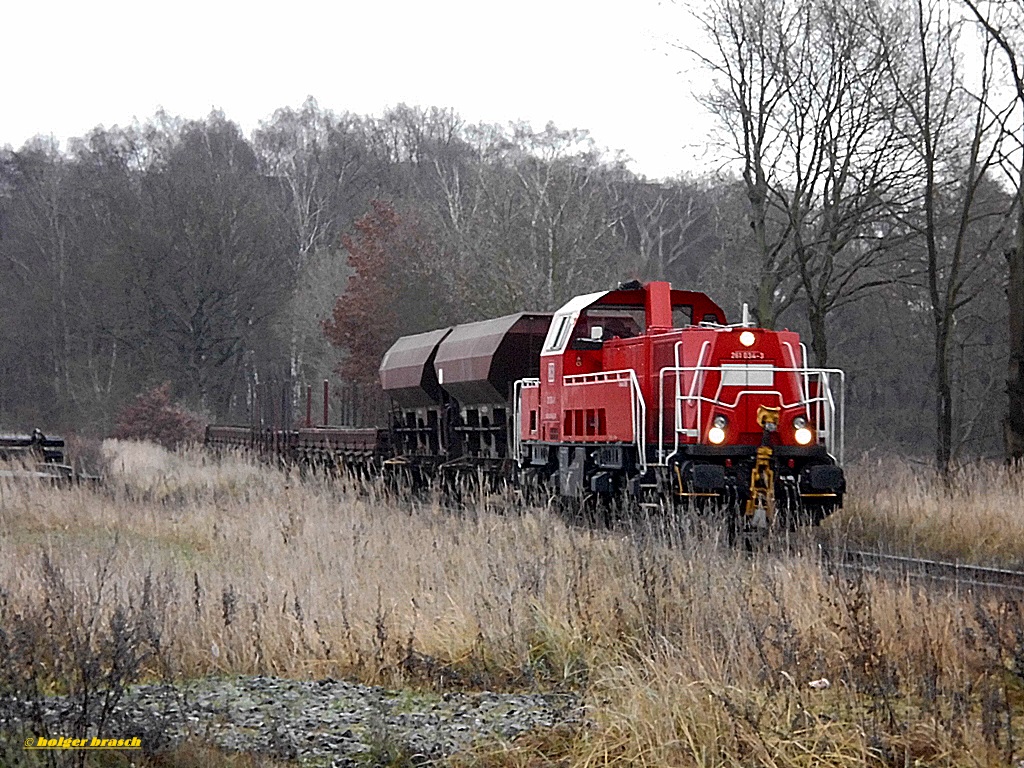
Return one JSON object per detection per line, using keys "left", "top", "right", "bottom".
{"left": 739, "top": 330, "right": 756, "bottom": 347}
{"left": 795, "top": 426, "right": 814, "bottom": 445}
{"left": 708, "top": 415, "right": 728, "bottom": 444}
{"left": 793, "top": 416, "right": 808, "bottom": 430}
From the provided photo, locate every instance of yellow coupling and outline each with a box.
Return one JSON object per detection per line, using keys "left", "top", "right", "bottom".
{"left": 746, "top": 406, "right": 780, "bottom": 525}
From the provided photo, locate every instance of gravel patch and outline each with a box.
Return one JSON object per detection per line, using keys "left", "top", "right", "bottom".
{"left": 1, "top": 676, "right": 582, "bottom": 765}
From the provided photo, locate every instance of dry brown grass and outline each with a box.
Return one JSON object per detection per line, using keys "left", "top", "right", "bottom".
{"left": 827, "top": 460, "right": 1024, "bottom": 566}
{"left": 2, "top": 443, "right": 1024, "bottom": 766}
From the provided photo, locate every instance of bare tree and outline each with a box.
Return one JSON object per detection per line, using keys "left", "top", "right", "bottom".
{"left": 253, "top": 99, "right": 376, "bottom": 403}
{"left": 364, "top": 104, "right": 467, "bottom": 199}
{"left": 880, "top": 0, "right": 1012, "bottom": 469}
{"left": 960, "top": 0, "right": 1024, "bottom": 462}
{"left": 691, "top": 0, "right": 919, "bottom": 363}
{"left": 254, "top": 97, "right": 374, "bottom": 273}
{"left": 423, "top": 121, "right": 630, "bottom": 315}
{"left": 508, "top": 123, "right": 628, "bottom": 308}
{"left": 141, "top": 114, "right": 289, "bottom": 416}
{"left": 611, "top": 176, "right": 724, "bottom": 285}
{"left": 692, "top": 0, "right": 799, "bottom": 330}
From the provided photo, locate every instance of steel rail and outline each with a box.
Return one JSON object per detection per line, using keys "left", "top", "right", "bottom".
{"left": 821, "top": 547, "right": 1024, "bottom": 594}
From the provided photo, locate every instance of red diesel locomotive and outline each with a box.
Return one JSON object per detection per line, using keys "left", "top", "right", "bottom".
{"left": 512, "top": 280, "right": 845, "bottom": 529}
{"left": 207, "top": 280, "right": 845, "bottom": 532}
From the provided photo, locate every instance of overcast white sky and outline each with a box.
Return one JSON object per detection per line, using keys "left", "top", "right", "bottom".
{"left": 1, "top": 0, "right": 721, "bottom": 179}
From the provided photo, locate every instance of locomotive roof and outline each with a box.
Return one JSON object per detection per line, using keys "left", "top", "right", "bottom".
{"left": 597, "top": 287, "right": 726, "bottom": 323}
{"left": 541, "top": 283, "right": 727, "bottom": 356}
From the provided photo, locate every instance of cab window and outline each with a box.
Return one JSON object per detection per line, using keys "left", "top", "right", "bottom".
{"left": 573, "top": 308, "right": 644, "bottom": 344}
{"left": 544, "top": 315, "right": 573, "bottom": 352}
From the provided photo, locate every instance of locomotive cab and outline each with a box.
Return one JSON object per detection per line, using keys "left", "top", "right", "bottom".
{"left": 515, "top": 280, "right": 846, "bottom": 532}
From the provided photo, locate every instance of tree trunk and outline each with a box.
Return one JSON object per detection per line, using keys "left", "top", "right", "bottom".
{"left": 1006, "top": 207, "right": 1024, "bottom": 462}
{"left": 936, "top": 325, "right": 953, "bottom": 470}
{"left": 809, "top": 306, "right": 829, "bottom": 368}
{"left": 756, "top": 274, "right": 777, "bottom": 330}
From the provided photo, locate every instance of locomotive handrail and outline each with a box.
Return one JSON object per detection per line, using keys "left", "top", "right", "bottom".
{"left": 820, "top": 369, "right": 843, "bottom": 461}
{"left": 512, "top": 378, "right": 540, "bottom": 464}
{"left": 801, "top": 343, "right": 812, "bottom": 402}
{"left": 667, "top": 339, "right": 713, "bottom": 463}
{"left": 656, "top": 365, "right": 845, "bottom": 465}
{"left": 681, "top": 340, "right": 712, "bottom": 408}
{"left": 513, "top": 370, "right": 647, "bottom": 472}
{"left": 781, "top": 341, "right": 812, "bottom": 413}
{"left": 564, "top": 369, "right": 648, "bottom": 473}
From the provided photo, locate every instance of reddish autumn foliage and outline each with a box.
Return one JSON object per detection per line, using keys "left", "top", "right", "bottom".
{"left": 323, "top": 200, "right": 442, "bottom": 386}
{"left": 111, "top": 383, "right": 204, "bottom": 449}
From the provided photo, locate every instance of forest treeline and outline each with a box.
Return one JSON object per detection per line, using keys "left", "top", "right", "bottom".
{"left": 1, "top": 0, "right": 1021, "bottom": 468}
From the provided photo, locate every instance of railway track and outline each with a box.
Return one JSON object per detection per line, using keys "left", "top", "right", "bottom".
{"left": 823, "top": 547, "right": 1024, "bottom": 595}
